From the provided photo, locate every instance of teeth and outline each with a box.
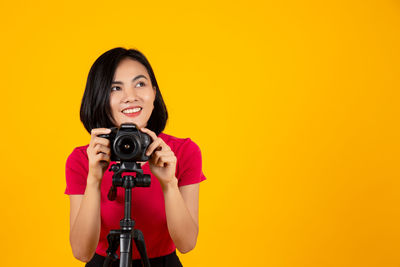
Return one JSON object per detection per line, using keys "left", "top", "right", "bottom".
{"left": 122, "top": 107, "right": 142, "bottom": 114}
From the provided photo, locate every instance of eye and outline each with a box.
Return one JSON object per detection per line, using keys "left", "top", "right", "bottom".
{"left": 135, "top": 81, "right": 146, "bottom": 88}
{"left": 111, "top": 86, "right": 121, "bottom": 91}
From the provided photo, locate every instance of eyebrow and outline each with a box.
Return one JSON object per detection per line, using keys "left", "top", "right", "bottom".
{"left": 111, "top": 75, "right": 148, "bottom": 84}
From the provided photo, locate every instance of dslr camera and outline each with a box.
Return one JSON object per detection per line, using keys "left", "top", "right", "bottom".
{"left": 99, "top": 123, "right": 151, "bottom": 162}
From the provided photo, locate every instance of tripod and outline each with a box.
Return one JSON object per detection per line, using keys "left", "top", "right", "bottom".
{"left": 103, "top": 161, "right": 152, "bottom": 267}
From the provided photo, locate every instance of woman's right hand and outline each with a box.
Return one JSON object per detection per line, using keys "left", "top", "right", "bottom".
{"left": 87, "top": 128, "right": 112, "bottom": 181}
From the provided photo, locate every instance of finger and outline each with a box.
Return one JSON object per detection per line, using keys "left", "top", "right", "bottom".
{"left": 93, "top": 144, "right": 111, "bottom": 155}
{"left": 90, "top": 128, "right": 112, "bottom": 143}
{"left": 93, "top": 137, "right": 110, "bottom": 147}
{"left": 96, "top": 153, "right": 110, "bottom": 162}
{"left": 155, "top": 155, "right": 177, "bottom": 167}
{"left": 139, "top": 127, "right": 158, "bottom": 141}
{"left": 146, "top": 138, "right": 164, "bottom": 156}
{"left": 91, "top": 128, "right": 112, "bottom": 136}
{"left": 152, "top": 150, "right": 173, "bottom": 164}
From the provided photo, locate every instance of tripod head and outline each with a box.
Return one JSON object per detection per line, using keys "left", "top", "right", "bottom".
{"left": 107, "top": 161, "right": 151, "bottom": 201}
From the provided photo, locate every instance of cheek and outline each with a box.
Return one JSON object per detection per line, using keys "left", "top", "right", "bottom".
{"left": 109, "top": 96, "right": 120, "bottom": 115}
{"left": 143, "top": 92, "right": 156, "bottom": 107}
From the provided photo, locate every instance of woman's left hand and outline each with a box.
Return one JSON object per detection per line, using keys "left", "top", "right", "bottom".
{"left": 140, "top": 128, "right": 177, "bottom": 189}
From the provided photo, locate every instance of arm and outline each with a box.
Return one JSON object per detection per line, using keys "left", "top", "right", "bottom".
{"left": 67, "top": 128, "right": 112, "bottom": 262}
{"left": 163, "top": 181, "right": 200, "bottom": 253}
{"left": 69, "top": 177, "right": 101, "bottom": 262}
{"left": 139, "top": 128, "right": 202, "bottom": 254}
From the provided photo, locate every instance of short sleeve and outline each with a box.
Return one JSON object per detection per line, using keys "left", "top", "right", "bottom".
{"left": 175, "top": 139, "right": 207, "bottom": 187}
{"left": 65, "top": 147, "right": 89, "bottom": 195}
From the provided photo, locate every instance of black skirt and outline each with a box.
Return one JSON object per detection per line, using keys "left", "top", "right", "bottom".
{"left": 85, "top": 251, "right": 183, "bottom": 267}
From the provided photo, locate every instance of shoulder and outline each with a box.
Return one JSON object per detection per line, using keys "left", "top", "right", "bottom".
{"left": 65, "top": 145, "right": 90, "bottom": 194}
{"left": 160, "top": 133, "right": 206, "bottom": 185}
{"left": 158, "top": 133, "right": 202, "bottom": 157}
{"left": 66, "top": 145, "right": 89, "bottom": 170}
{"left": 67, "top": 145, "right": 89, "bottom": 160}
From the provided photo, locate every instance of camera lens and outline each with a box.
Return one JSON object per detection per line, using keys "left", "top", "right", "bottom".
{"left": 114, "top": 134, "right": 139, "bottom": 160}
{"left": 120, "top": 139, "right": 134, "bottom": 154}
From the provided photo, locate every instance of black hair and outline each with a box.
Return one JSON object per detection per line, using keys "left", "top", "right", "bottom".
{"left": 80, "top": 47, "right": 168, "bottom": 135}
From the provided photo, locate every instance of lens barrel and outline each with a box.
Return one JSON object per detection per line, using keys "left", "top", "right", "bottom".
{"left": 114, "top": 134, "right": 140, "bottom": 161}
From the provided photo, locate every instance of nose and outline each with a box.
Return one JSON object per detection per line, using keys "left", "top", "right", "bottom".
{"left": 121, "top": 87, "right": 139, "bottom": 103}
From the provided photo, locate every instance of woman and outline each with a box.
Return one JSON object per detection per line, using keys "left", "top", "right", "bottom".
{"left": 65, "top": 47, "right": 206, "bottom": 267}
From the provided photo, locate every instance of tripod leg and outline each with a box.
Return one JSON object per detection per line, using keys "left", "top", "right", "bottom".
{"left": 120, "top": 232, "right": 132, "bottom": 267}
{"left": 133, "top": 229, "right": 151, "bottom": 267}
{"left": 104, "top": 230, "right": 121, "bottom": 267}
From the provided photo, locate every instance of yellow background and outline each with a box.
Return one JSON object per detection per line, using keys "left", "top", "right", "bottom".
{"left": 0, "top": 0, "right": 399, "bottom": 266}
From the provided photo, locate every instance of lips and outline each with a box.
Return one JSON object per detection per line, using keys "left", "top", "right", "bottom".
{"left": 121, "top": 106, "right": 142, "bottom": 117}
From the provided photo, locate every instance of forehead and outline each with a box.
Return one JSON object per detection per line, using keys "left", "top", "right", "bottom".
{"left": 113, "top": 58, "right": 148, "bottom": 78}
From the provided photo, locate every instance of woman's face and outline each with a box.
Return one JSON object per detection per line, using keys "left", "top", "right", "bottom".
{"left": 109, "top": 58, "right": 156, "bottom": 129}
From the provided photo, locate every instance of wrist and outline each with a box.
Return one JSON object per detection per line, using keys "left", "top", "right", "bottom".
{"left": 161, "top": 177, "right": 178, "bottom": 193}
{"left": 87, "top": 173, "right": 102, "bottom": 188}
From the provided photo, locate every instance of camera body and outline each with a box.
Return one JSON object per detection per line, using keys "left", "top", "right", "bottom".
{"left": 99, "top": 123, "right": 151, "bottom": 162}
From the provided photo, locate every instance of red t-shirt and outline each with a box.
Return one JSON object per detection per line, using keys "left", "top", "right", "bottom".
{"left": 64, "top": 132, "right": 206, "bottom": 259}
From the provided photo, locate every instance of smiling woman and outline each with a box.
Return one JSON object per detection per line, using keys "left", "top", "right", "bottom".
{"left": 65, "top": 47, "right": 206, "bottom": 267}
{"left": 79, "top": 48, "right": 167, "bottom": 136}
{"left": 109, "top": 59, "right": 156, "bottom": 128}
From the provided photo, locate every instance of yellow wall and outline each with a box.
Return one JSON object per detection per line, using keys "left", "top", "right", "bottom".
{"left": 0, "top": 0, "right": 399, "bottom": 266}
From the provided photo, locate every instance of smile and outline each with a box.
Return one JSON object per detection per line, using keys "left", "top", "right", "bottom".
{"left": 121, "top": 107, "right": 142, "bottom": 118}
{"left": 122, "top": 107, "right": 142, "bottom": 114}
